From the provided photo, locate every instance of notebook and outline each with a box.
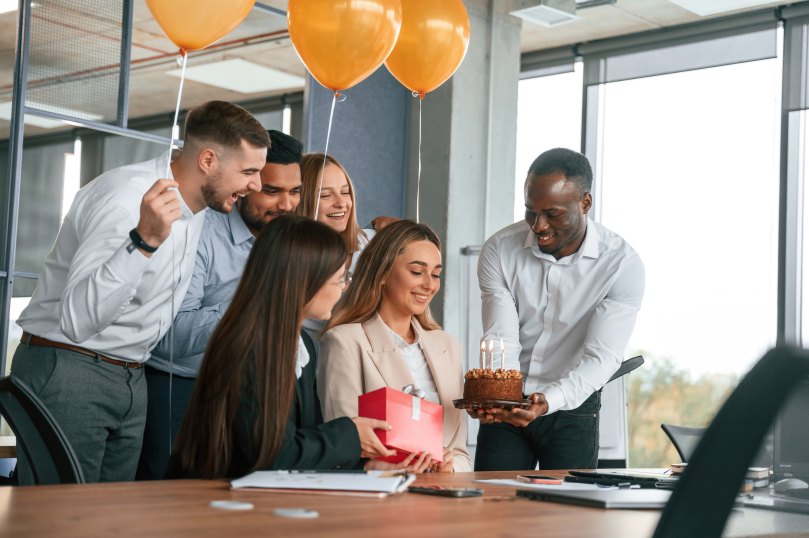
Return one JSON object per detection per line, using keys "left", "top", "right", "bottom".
{"left": 517, "top": 488, "right": 672, "bottom": 509}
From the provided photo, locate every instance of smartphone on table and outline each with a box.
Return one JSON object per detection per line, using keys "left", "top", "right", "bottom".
{"left": 408, "top": 486, "right": 483, "bottom": 497}
{"left": 517, "top": 474, "right": 563, "bottom": 485}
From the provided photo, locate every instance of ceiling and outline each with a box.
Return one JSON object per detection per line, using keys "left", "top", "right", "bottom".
{"left": 0, "top": 0, "right": 798, "bottom": 140}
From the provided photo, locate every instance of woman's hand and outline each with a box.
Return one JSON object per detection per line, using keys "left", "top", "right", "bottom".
{"left": 363, "top": 451, "right": 434, "bottom": 473}
{"left": 431, "top": 448, "right": 454, "bottom": 473}
{"left": 351, "top": 417, "right": 396, "bottom": 459}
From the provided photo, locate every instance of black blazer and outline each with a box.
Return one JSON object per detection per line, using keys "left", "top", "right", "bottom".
{"left": 167, "top": 331, "right": 361, "bottom": 479}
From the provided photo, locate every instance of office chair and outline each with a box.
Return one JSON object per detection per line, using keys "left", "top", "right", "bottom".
{"left": 660, "top": 423, "right": 705, "bottom": 463}
{"left": 0, "top": 376, "right": 85, "bottom": 485}
{"left": 653, "top": 346, "right": 809, "bottom": 538}
{"left": 606, "top": 355, "right": 644, "bottom": 384}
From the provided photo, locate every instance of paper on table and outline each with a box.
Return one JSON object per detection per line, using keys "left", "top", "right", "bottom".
{"left": 475, "top": 479, "right": 613, "bottom": 491}
{"left": 231, "top": 470, "right": 415, "bottom": 495}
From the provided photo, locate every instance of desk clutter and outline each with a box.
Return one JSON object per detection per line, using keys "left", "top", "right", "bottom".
{"left": 672, "top": 463, "right": 774, "bottom": 492}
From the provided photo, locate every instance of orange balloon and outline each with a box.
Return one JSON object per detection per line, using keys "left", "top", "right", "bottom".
{"left": 288, "top": 0, "right": 402, "bottom": 92}
{"left": 146, "top": 0, "right": 256, "bottom": 52}
{"left": 385, "top": 0, "right": 470, "bottom": 96}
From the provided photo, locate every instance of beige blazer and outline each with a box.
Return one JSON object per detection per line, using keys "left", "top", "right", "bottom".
{"left": 318, "top": 314, "right": 472, "bottom": 472}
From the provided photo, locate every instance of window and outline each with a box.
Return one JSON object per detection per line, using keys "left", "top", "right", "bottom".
{"left": 596, "top": 58, "right": 781, "bottom": 466}
{"left": 514, "top": 64, "right": 583, "bottom": 221}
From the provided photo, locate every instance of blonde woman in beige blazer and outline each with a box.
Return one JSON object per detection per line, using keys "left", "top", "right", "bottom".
{"left": 319, "top": 220, "right": 472, "bottom": 472}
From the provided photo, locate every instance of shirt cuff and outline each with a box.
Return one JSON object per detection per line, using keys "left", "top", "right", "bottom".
{"left": 540, "top": 385, "right": 565, "bottom": 415}
{"left": 107, "top": 239, "right": 151, "bottom": 284}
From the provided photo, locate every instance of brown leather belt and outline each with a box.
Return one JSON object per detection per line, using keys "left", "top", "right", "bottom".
{"left": 20, "top": 331, "right": 143, "bottom": 369}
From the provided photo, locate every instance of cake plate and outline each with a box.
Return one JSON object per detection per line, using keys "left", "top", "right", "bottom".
{"left": 453, "top": 398, "right": 532, "bottom": 410}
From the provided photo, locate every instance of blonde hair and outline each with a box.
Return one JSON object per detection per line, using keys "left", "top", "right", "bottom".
{"left": 327, "top": 220, "right": 442, "bottom": 332}
{"left": 297, "top": 153, "right": 366, "bottom": 253}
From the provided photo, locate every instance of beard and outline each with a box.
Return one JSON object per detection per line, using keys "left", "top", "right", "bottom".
{"left": 201, "top": 173, "right": 232, "bottom": 213}
{"left": 239, "top": 203, "right": 290, "bottom": 233}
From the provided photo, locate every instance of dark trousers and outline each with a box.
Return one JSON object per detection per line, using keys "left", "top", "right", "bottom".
{"left": 475, "top": 391, "right": 601, "bottom": 471}
{"left": 10, "top": 343, "right": 146, "bottom": 483}
{"left": 136, "top": 366, "right": 196, "bottom": 480}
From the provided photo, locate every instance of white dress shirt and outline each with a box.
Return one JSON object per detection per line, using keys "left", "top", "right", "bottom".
{"left": 478, "top": 219, "right": 644, "bottom": 415}
{"left": 295, "top": 334, "right": 310, "bottom": 380}
{"left": 384, "top": 321, "right": 440, "bottom": 405}
{"left": 17, "top": 154, "right": 207, "bottom": 363}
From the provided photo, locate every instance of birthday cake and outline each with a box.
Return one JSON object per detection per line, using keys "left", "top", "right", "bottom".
{"left": 463, "top": 368, "right": 523, "bottom": 401}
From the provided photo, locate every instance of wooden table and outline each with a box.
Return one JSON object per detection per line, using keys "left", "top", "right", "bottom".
{"left": 1, "top": 471, "right": 808, "bottom": 537}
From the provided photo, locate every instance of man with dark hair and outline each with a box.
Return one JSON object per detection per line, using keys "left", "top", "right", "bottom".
{"left": 136, "top": 130, "right": 305, "bottom": 480}
{"left": 11, "top": 101, "right": 269, "bottom": 483}
{"left": 471, "top": 147, "right": 645, "bottom": 471}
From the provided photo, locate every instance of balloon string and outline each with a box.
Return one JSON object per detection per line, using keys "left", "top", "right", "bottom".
{"left": 416, "top": 95, "right": 423, "bottom": 223}
{"left": 166, "top": 48, "right": 186, "bottom": 455}
{"left": 165, "top": 50, "right": 188, "bottom": 179}
{"left": 314, "top": 91, "right": 340, "bottom": 221}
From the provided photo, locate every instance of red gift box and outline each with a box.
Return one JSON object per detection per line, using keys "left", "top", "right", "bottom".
{"left": 358, "top": 387, "right": 443, "bottom": 463}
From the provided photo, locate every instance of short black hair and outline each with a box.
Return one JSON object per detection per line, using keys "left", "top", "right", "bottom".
{"left": 183, "top": 101, "right": 270, "bottom": 151}
{"left": 266, "top": 130, "right": 303, "bottom": 165}
{"left": 527, "top": 148, "right": 593, "bottom": 195}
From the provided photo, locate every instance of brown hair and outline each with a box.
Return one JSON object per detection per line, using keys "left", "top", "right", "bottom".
{"left": 327, "top": 220, "right": 441, "bottom": 331}
{"left": 183, "top": 100, "right": 270, "bottom": 151}
{"left": 297, "top": 153, "right": 366, "bottom": 253}
{"left": 173, "top": 214, "right": 348, "bottom": 479}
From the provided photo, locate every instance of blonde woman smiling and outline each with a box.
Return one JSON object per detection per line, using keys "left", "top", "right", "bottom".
{"left": 319, "top": 220, "right": 472, "bottom": 472}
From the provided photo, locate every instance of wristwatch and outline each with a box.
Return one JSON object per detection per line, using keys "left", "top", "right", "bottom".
{"left": 127, "top": 228, "right": 158, "bottom": 254}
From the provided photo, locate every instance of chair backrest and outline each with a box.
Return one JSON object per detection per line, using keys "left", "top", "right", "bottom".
{"left": 606, "top": 355, "right": 644, "bottom": 384}
{"left": 660, "top": 423, "right": 705, "bottom": 463}
{"left": 0, "top": 376, "right": 85, "bottom": 484}
{"left": 653, "top": 346, "right": 809, "bottom": 538}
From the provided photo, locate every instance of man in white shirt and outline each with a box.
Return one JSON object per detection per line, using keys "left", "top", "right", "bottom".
{"left": 11, "top": 101, "right": 269, "bottom": 483}
{"left": 473, "top": 148, "right": 644, "bottom": 471}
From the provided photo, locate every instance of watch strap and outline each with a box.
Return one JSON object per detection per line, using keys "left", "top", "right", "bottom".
{"left": 129, "top": 228, "right": 158, "bottom": 253}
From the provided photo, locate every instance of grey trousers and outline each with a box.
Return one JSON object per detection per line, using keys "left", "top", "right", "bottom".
{"left": 10, "top": 342, "right": 147, "bottom": 483}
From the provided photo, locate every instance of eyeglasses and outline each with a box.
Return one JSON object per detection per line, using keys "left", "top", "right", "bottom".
{"left": 334, "top": 270, "right": 352, "bottom": 287}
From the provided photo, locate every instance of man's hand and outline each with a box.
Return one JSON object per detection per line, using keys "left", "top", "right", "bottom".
{"left": 136, "top": 179, "right": 181, "bottom": 252}
{"left": 371, "top": 216, "right": 399, "bottom": 231}
{"left": 466, "top": 393, "right": 549, "bottom": 427}
{"left": 351, "top": 417, "right": 396, "bottom": 459}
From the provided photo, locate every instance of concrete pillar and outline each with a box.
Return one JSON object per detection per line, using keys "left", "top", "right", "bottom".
{"left": 303, "top": 68, "right": 411, "bottom": 226}
{"left": 302, "top": 0, "right": 522, "bottom": 340}
{"left": 406, "top": 0, "right": 521, "bottom": 337}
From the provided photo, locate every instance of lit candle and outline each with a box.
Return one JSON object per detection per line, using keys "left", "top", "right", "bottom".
{"left": 479, "top": 340, "right": 486, "bottom": 370}
{"left": 487, "top": 338, "right": 494, "bottom": 370}
{"left": 500, "top": 337, "right": 505, "bottom": 371}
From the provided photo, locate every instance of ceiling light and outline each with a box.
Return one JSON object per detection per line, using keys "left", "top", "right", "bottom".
{"left": 168, "top": 59, "right": 306, "bottom": 94}
{"left": 667, "top": 0, "right": 777, "bottom": 16}
{"left": 0, "top": 0, "right": 17, "bottom": 15}
{"left": 511, "top": 0, "right": 580, "bottom": 28}
{"left": 0, "top": 101, "right": 104, "bottom": 129}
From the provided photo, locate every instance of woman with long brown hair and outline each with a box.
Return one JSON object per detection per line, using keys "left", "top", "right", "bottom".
{"left": 168, "top": 214, "right": 393, "bottom": 479}
{"left": 319, "top": 220, "right": 472, "bottom": 472}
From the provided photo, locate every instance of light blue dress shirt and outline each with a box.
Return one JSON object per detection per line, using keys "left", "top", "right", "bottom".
{"left": 148, "top": 208, "right": 254, "bottom": 377}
